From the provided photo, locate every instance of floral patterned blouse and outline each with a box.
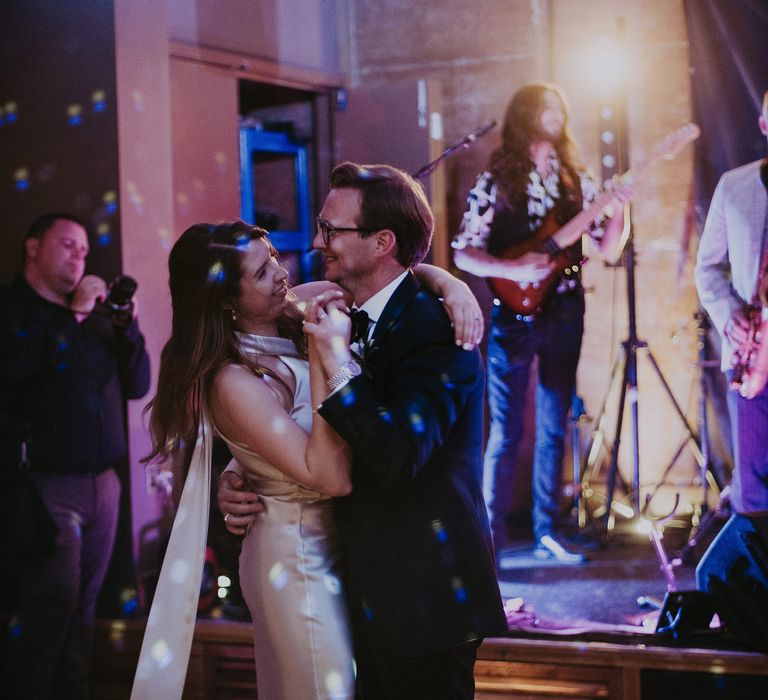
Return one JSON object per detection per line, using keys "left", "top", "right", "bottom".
{"left": 452, "top": 151, "right": 604, "bottom": 253}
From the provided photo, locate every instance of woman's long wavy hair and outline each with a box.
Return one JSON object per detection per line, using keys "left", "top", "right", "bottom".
{"left": 489, "top": 83, "right": 584, "bottom": 207}
{"left": 145, "top": 220, "right": 305, "bottom": 466}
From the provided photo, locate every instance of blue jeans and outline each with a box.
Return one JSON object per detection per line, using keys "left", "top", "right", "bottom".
{"left": 483, "top": 292, "right": 584, "bottom": 549}
{"left": 4, "top": 468, "right": 121, "bottom": 699}
{"left": 726, "top": 371, "right": 768, "bottom": 514}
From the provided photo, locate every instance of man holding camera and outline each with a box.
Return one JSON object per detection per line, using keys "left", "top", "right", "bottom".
{"left": 0, "top": 212, "right": 150, "bottom": 698}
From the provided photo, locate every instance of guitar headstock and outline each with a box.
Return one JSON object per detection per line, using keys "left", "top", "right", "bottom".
{"left": 654, "top": 123, "right": 701, "bottom": 161}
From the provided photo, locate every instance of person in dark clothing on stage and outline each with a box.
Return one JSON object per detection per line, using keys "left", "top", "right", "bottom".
{"left": 1, "top": 212, "right": 150, "bottom": 699}
{"left": 452, "top": 84, "right": 631, "bottom": 563}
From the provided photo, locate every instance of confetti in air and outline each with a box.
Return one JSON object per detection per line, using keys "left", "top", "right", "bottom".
{"left": 96, "top": 223, "right": 111, "bottom": 247}
{"left": 67, "top": 103, "right": 82, "bottom": 126}
{"left": 92, "top": 90, "right": 107, "bottom": 112}
{"left": 14, "top": 167, "right": 30, "bottom": 191}
{"left": 269, "top": 562, "right": 289, "bottom": 590}
{"left": 150, "top": 639, "right": 173, "bottom": 669}
{"left": 3, "top": 101, "right": 18, "bottom": 124}
{"left": 103, "top": 190, "right": 118, "bottom": 214}
{"left": 208, "top": 261, "right": 225, "bottom": 283}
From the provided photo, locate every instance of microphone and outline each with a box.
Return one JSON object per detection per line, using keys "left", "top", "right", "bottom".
{"left": 412, "top": 120, "right": 497, "bottom": 180}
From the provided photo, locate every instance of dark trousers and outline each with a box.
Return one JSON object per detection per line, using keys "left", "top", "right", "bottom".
{"left": 354, "top": 631, "right": 481, "bottom": 700}
{"left": 4, "top": 469, "right": 120, "bottom": 699}
{"left": 726, "top": 372, "right": 768, "bottom": 514}
{"left": 483, "top": 292, "right": 584, "bottom": 548}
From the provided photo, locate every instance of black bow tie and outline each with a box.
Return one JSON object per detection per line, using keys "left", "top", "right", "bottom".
{"left": 350, "top": 309, "right": 371, "bottom": 344}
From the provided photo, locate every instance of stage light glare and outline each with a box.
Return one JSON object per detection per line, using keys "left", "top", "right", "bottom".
{"left": 587, "top": 35, "right": 631, "bottom": 95}
{"left": 635, "top": 518, "right": 652, "bottom": 535}
{"left": 613, "top": 501, "right": 634, "bottom": 519}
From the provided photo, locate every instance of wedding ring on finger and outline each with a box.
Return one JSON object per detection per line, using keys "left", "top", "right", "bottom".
{"left": 224, "top": 513, "right": 231, "bottom": 523}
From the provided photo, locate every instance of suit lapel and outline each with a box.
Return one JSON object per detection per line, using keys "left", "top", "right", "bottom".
{"left": 367, "top": 271, "right": 420, "bottom": 357}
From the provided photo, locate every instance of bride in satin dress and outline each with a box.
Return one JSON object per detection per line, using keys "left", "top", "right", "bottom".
{"left": 134, "top": 221, "right": 356, "bottom": 699}
{"left": 132, "top": 220, "right": 484, "bottom": 700}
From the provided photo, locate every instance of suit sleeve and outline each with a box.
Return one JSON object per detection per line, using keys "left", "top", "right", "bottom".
{"left": 695, "top": 172, "right": 741, "bottom": 336}
{"left": 318, "top": 307, "right": 482, "bottom": 492}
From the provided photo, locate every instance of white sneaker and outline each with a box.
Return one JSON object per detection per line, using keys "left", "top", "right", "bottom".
{"left": 534, "top": 534, "right": 587, "bottom": 564}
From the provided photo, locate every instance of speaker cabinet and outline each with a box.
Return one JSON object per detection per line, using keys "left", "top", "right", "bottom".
{"left": 696, "top": 514, "right": 768, "bottom": 650}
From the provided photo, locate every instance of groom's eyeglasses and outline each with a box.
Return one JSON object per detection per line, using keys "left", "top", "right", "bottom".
{"left": 316, "top": 217, "right": 378, "bottom": 247}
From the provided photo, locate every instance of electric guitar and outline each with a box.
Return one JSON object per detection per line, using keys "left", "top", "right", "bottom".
{"left": 488, "top": 123, "right": 701, "bottom": 317}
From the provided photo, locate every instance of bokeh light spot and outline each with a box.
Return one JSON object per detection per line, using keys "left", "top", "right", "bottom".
{"left": 92, "top": 90, "right": 107, "bottom": 112}
{"left": 270, "top": 416, "right": 289, "bottom": 435}
{"left": 169, "top": 558, "right": 191, "bottom": 583}
{"left": 409, "top": 411, "right": 425, "bottom": 434}
{"left": 67, "top": 103, "right": 82, "bottom": 126}
{"left": 269, "top": 562, "right": 289, "bottom": 590}
{"left": 452, "top": 577, "right": 468, "bottom": 603}
{"left": 323, "top": 573, "right": 342, "bottom": 595}
{"left": 158, "top": 227, "right": 173, "bottom": 251}
{"left": 208, "top": 261, "right": 225, "bottom": 283}
{"left": 150, "top": 639, "right": 173, "bottom": 669}
{"left": 14, "top": 167, "right": 30, "bottom": 191}
{"left": 97, "top": 223, "right": 112, "bottom": 247}
{"left": 103, "top": 190, "right": 118, "bottom": 213}
{"left": 325, "top": 670, "right": 344, "bottom": 694}
{"left": 5, "top": 101, "right": 18, "bottom": 124}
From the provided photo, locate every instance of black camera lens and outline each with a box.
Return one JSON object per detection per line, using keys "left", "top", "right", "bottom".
{"left": 107, "top": 275, "right": 137, "bottom": 308}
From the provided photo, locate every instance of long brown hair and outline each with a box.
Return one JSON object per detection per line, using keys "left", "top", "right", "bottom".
{"left": 489, "top": 83, "right": 584, "bottom": 206}
{"left": 145, "top": 220, "right": 305, "bottom": 465}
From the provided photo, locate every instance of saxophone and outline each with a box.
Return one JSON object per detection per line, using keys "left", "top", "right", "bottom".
{"left": 731, "top": 276, "right": 768, "bottom": 399}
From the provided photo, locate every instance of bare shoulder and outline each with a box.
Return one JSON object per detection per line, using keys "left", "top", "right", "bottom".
{"left": 211, "top": 363, "right": 273, "bottom": 410}
{"left": 209, "top": 363, "right": 288, "bottom": 436}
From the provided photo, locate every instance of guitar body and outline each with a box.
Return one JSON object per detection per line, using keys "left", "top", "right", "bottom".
{"left": 488, "top": 211, "right": 580, "bottom": 317}
{"left": 485, "top": 122, "right": 701, "bottom": 319}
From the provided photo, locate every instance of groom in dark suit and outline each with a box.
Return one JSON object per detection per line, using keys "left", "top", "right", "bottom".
{"left": 313, "top": 162, "right": 505, "bottom": 698}
{"left": 219, "top": 162, "right": 506, "bottom": 697}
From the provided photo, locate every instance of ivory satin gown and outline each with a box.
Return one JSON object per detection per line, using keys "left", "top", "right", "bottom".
{"left": 219, "top": 334, "right": 355, "bottom": 699}
{"left": 131, "top": 333, "right": 354, "bottom": 700}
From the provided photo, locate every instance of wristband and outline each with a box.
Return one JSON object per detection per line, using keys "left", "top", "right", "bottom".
{"left": 327, "top": 359, "right": 362, "bottom": 392}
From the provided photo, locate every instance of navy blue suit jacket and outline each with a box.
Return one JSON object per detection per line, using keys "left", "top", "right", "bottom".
{"left": 319, "top": 272, "right": 506, "bottom": 658}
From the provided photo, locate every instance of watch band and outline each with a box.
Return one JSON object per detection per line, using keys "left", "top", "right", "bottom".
{"left": 327, "top": 359, "right": 362, "bottom": 392}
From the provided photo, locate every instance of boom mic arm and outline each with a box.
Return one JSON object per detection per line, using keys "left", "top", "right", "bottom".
{"left": 413, "top": 120, "right": 497, "bottom": 180}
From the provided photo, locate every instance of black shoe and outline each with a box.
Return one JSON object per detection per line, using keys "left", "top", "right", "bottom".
{"left": 534, "top": 534, "right": 588, "bottom": 564}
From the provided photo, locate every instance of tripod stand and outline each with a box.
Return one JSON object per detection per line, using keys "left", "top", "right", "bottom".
{"left": 645, "top": 311, "right": 723, "bottom": 515}
{"left": 581, "top": 227, "right": 708, "bottom": 532}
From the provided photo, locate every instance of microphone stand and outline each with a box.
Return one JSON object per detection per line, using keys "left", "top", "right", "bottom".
{"left": 412, "top": 121, "right": 497, "bottom": 180}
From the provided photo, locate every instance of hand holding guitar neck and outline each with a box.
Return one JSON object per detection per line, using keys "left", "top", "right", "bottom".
{"left": 489, "top": 122, "right": 701, "bottom": 317}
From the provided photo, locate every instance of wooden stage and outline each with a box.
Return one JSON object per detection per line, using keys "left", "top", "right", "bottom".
{"left": 92, "top": 616, "right": 768, "bottom": 699}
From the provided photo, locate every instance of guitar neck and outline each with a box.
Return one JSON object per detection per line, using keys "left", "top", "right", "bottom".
{"left": 542, "top": 157, "right": 659, "bottom": 252}
{"left": 534, "top": 123, "right": 700, "bottom": 254}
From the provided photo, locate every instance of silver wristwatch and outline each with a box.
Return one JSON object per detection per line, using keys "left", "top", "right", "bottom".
{"left": 327, "top": 359, "right": 362, "bottom": 391}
